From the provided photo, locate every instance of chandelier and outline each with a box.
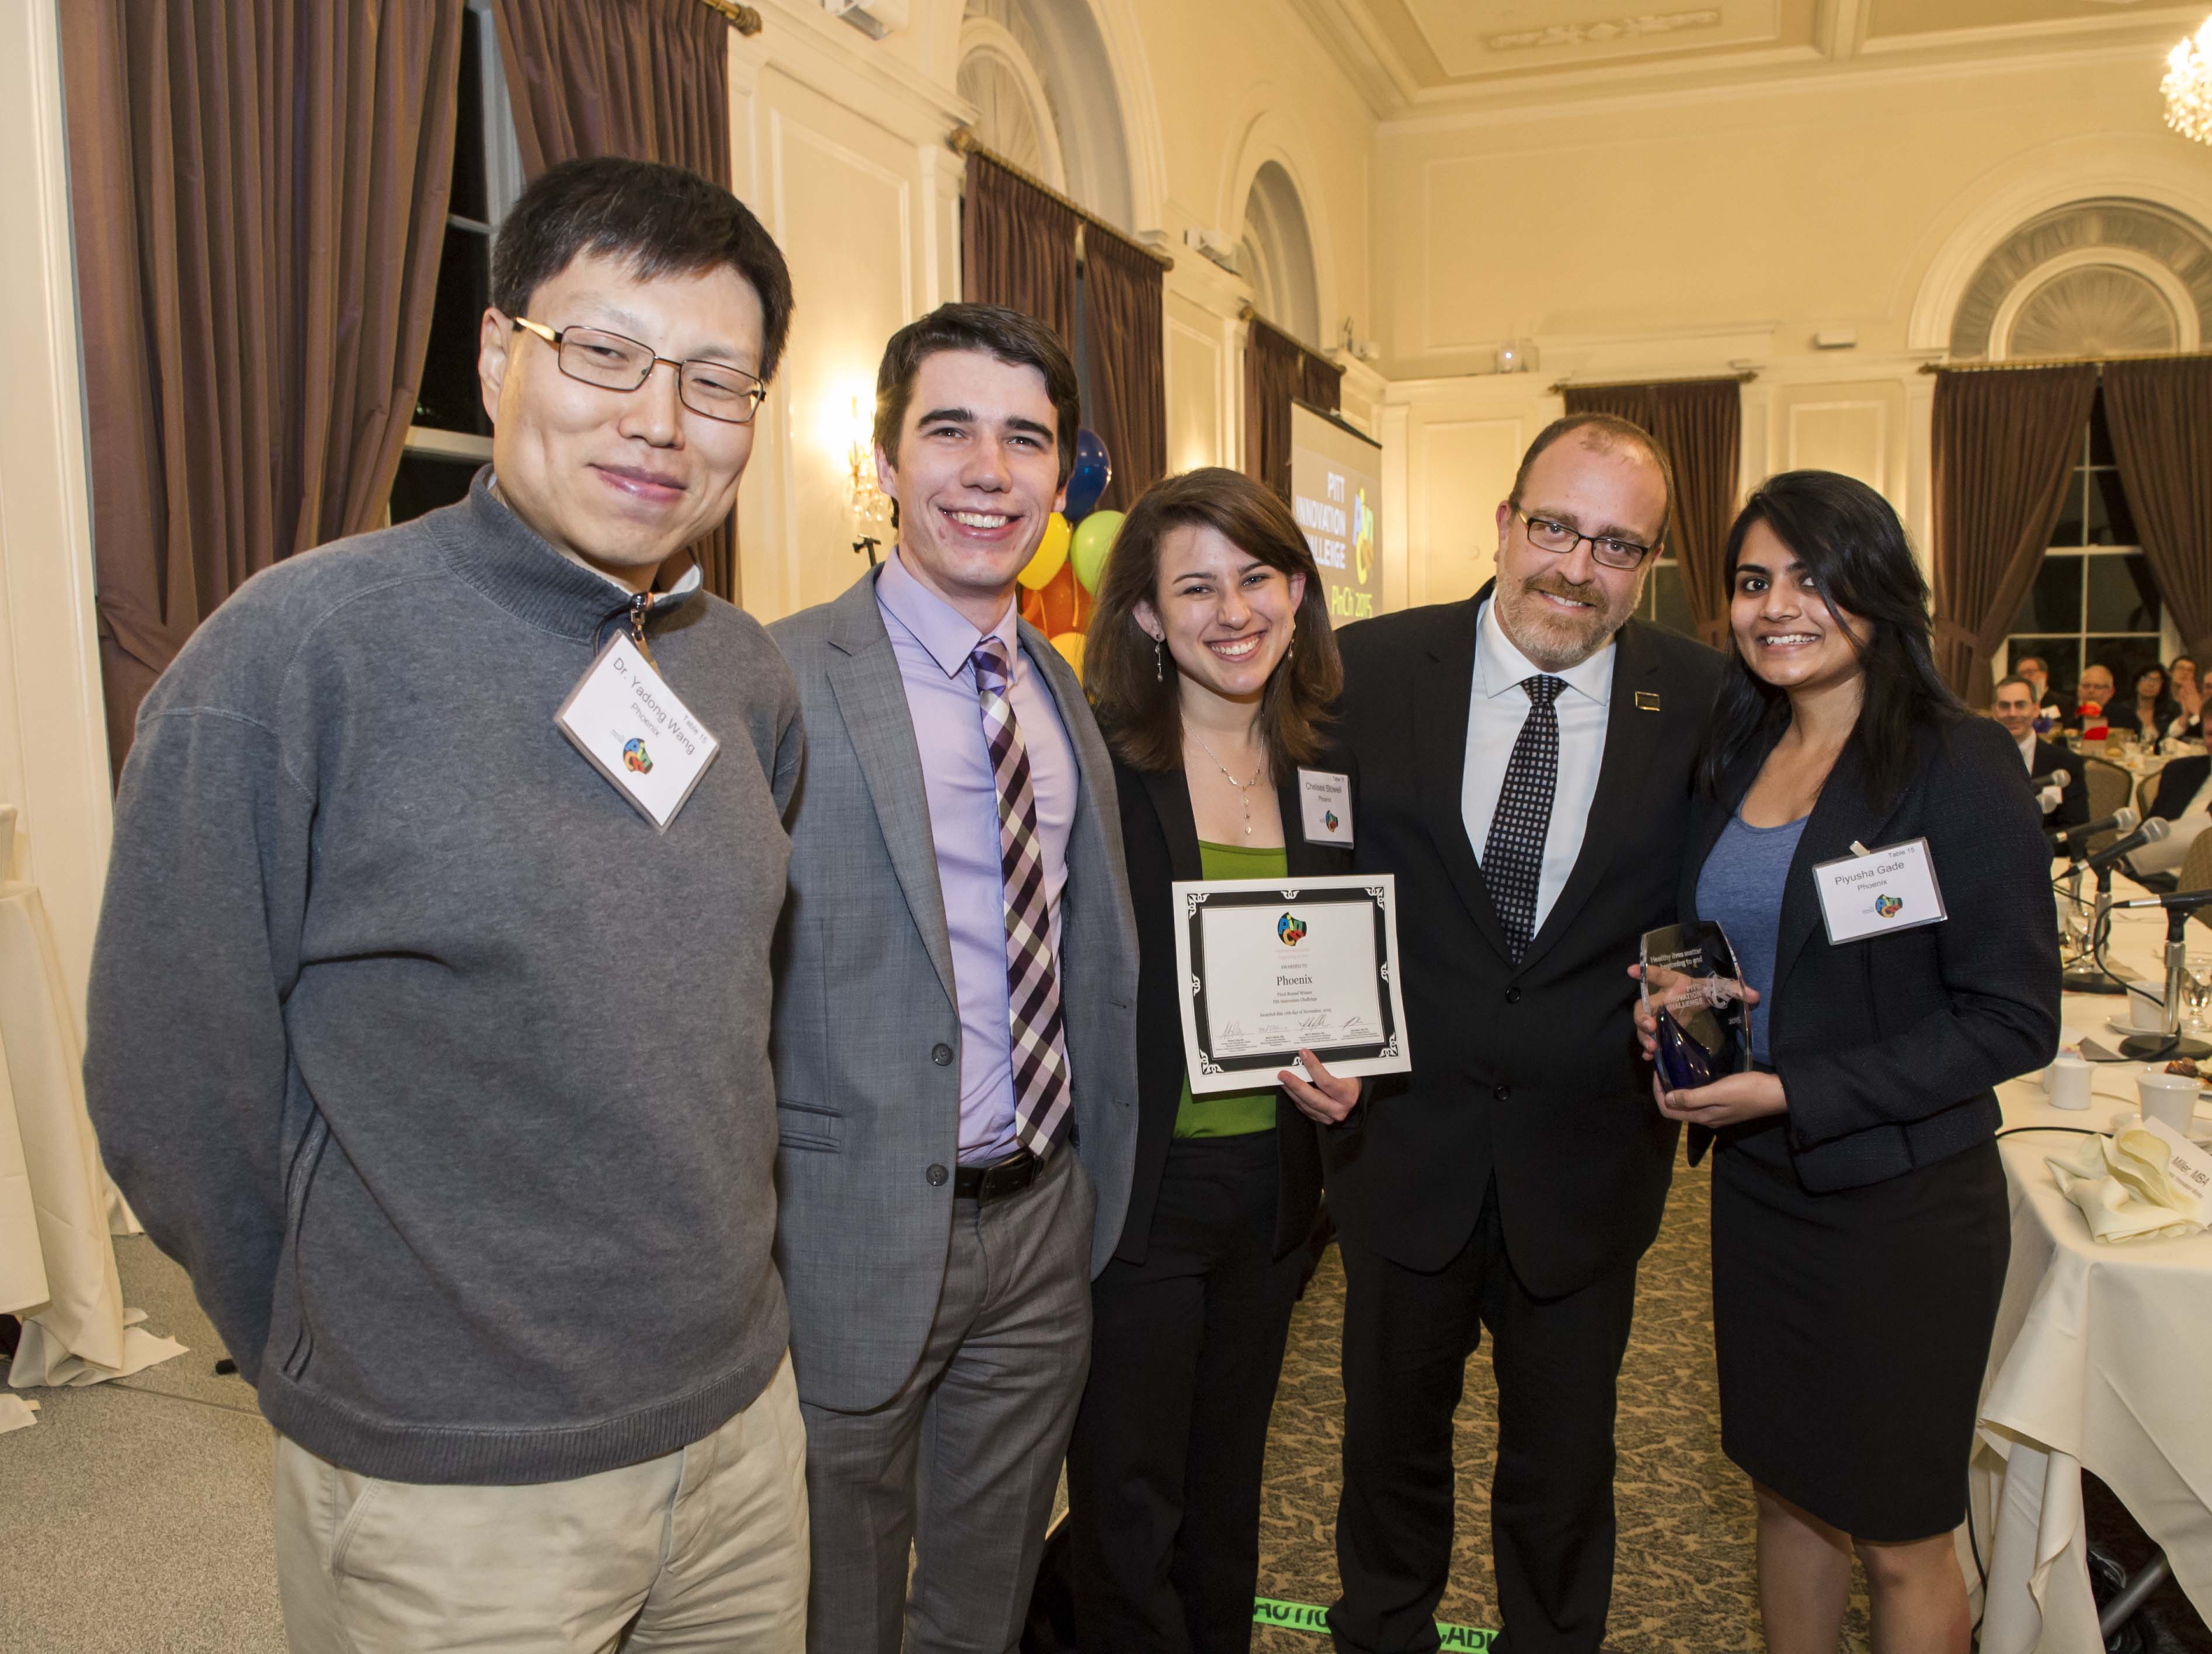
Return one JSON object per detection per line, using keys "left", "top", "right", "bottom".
{"left": 2166, "top": 15, "right": 2212, "bottom": 144}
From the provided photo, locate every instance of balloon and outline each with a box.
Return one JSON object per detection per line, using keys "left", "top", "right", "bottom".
{"left": 1018, "top": 513, "right": 1072, "bottom": 590}
{"left": 1049, "top": 631, "right": 1086, "bottom": 679}
{"left": 1064, "top": 428, "right": 1111, "bottom": 521}
{"left": 1070, "top": 509, "right": 1124, "bottom": 595}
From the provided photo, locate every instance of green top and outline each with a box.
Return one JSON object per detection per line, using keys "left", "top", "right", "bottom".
{"left": 1172, "top": 839, "right": 1290, "bottom": 1139}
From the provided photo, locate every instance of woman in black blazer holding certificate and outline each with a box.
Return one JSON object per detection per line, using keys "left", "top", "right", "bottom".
{"left": 1066, "top": 468, "right": 1361, "bottom": 1653}
{"left": 1636, "top": 471, "right": 2060, "bottom": 1654}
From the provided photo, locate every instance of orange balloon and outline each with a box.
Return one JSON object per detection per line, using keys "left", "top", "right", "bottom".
{"left": 1049, "top": 631, "right": 1085, "bottom": 680}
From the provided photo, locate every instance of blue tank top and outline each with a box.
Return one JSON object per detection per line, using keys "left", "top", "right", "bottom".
{"left": 1693, "top": 812, "right": 1810, "bottom": 1067}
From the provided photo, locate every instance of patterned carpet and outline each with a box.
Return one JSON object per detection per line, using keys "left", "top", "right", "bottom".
{"left": 1248, "top": 1155, "right": 1876, "bottom": 1652}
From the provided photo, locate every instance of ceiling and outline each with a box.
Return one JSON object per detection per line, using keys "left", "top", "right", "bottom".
{"left": 1293, "top": 0, "right": 2207, "bottom": 114}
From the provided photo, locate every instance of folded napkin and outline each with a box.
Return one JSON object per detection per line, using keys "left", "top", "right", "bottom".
{"left": 2047, "top": 1126, "right": 2208, "bottom": 1244}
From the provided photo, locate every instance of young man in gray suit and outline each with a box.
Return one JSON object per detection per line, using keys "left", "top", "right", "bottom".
{"left": 768, "top": 303, "right": 1140, "bottom": 1653}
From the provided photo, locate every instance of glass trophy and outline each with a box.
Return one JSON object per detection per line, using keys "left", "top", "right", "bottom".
{"left": 1639, "top": 921, "right": 1751, "bottom": 1092}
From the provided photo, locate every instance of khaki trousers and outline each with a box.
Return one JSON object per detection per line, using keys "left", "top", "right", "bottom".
{"left": 276, "top": 1353, "right": 809, "bottom": 1653}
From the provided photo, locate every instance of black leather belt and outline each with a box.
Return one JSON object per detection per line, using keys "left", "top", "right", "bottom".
{"left": 954, "top": 1148, "right": 1042, "bottom": 1203}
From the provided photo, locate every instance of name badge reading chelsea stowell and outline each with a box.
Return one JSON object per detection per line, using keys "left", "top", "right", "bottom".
{"left": 1298, "top": 768, "right": 1353, "bottom": 847}
{"left": 555, "top": 634, "right": 719, "bottom": 831}
{"left": 1811, "top": 837, "right": 1947, "bottom": 944}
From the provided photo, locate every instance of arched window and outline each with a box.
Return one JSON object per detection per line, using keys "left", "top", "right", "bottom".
{"left": 1240, "top": 160, "right": 1321, "bottom": 350}
{"left": 959, "top": 0, "right": 1132, "bottom": 230}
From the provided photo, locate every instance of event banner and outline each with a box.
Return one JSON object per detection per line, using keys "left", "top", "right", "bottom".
{"left": 1289, "top": 399, "right": 1386, "bottom": 627}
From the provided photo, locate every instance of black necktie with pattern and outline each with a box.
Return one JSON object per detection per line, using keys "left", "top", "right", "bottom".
{"left": 1482, "top": 675, "right": 1566, "bottom": 963}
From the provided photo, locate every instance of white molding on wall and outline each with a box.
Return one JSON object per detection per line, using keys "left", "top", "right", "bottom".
{"left": 1988, "top": 244, "right": 2203, "bottom": 359}
{"left": 0, "top": 0, "right": 112, "bottom": 1012}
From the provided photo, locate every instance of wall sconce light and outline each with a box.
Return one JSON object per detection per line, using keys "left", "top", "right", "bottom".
{"left": 1494, "top": 339, "right": 1540, "bottom": 375}
{"left": 841, "top": 394, "right": 894, "bottom": 564}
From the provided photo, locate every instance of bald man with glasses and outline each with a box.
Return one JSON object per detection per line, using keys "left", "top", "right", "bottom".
{"left": 1321, "top": 414, "right": 1725, "bottom": 1654}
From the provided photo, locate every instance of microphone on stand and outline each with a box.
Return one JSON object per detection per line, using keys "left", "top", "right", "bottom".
{"left": 2082, "top": 816, "right": 2169, "bottom": 878}
{"left": 2027, "top": 768, "right": 2071, "bottom": 791}
{"left": 2061, "top": 819, "right": 2173, "bottom": 997}
{"left": 2051, "top": 807, "right": 2138, "bottom": 853}
{"left": 2112, "top": 888, "right": 2212, "bottom": 1060}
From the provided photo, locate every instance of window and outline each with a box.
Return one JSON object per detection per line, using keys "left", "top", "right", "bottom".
{"left": 2001, "top": 391, "right": 2165, "bottom": 701}
{"left": 1634, "top": 555, "right": 1698, "bottom": 640}
{"left": 389, "top": 0, "right": 523, "bottom": 526}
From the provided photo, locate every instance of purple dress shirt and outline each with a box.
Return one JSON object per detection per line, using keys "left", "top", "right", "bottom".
{"left": 875, "top": 549, "right": 1077, "bottom": 1164}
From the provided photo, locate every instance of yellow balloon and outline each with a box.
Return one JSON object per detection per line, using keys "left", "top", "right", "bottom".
{"left": 1019, "top": 513, "right": 1073, "bottom": 590}
{"left": 1049, "top": 631, "right": 1086, "bottom": 680}
{"left": 1070, "top": 509, "right": 1125, "bottom": 594}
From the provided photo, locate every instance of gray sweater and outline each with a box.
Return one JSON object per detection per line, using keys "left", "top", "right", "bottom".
{"left": 85, "top": 474, "right": 802, "bottom": 1485}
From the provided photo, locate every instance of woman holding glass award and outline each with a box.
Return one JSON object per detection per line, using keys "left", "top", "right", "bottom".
{"left": 1633, "top": 471, "right": 2059, "bottom": 1654}
{"left": 1064, "top": 467, "right": 1361, "bottom": 1652}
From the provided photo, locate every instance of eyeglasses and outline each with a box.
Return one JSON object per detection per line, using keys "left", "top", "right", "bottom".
{"left": 510, "top": 316, "right": 767, "bottom": 425}
{"left": 1512, "top": 507, "right": 1655, "bottom": 571}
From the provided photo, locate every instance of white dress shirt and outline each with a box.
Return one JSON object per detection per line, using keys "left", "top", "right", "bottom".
{"left": 1460, "top": 597, "right": 1616, "bottom": 937}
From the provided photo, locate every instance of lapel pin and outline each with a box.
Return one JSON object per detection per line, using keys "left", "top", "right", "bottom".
{"left": 1634, "top": 691, "right": 1661, "bottom": 712}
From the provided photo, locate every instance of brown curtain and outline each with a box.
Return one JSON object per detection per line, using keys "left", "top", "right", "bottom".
{"left": 1563, "top": 378, "right": 1741, "bottom": 645}
{"left": 2102, "top": 358, "right": 2212, "bottom": 661}
{"left": 62, "top": 0, "right": 461, "bottom": 777}
{"left": 961, "top": 152, "right": 1080, "bottom": 347}
{"left": 1931, "top": 365, "right": 2099, "bottom": 704}
{"left": 491, "top": 0, "right": 740, "bottom": 602}
{"left": 1244, "top": 318, "right": 1342, "bottom": 502}
{"left": 1080, "top": 231, "right": 1166, "bottom": 510}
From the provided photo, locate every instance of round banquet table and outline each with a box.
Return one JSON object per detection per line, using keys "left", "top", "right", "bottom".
{"left": 1969, "top": 873, "right": 2212, "bottom": 1651}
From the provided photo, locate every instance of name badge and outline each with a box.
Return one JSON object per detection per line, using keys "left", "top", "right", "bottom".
{"left": 1297, "top": 768, "right": 1352, "bottom": 847}
{"left": 555, "top": 634, "right": 719, "bottom": 831}
{"left": 2140, "top": 1117, "right": 2212, "bottom": 1225}
{"left": 1811, "top": 837, "right": 1947, "bottom": 944}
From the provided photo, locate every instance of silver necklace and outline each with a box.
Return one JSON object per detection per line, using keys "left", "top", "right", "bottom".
{"left": 1192, "top": 731, "right": 1267, "bottom": 838}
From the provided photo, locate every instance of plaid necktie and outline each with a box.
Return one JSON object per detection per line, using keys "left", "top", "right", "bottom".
{"left": 971, "top": 638, "right": 1074, "bottom": 1157}
{"left": 1482, "top": 675, "right": 1566, "bottom": 963}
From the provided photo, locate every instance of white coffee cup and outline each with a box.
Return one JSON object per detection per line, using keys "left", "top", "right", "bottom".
{"left": 2046, "top": 1054, "right": 2093, "bottom": 1110}
{"left": 2127, "top": 984, "right": 2166, "bottom": 1031}
{"left": 2138, "top": 1072, "right": 2199, "bottom": 1135}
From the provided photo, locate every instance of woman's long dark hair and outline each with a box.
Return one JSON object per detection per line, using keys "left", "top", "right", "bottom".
{"left": 1697, "top": 470, "right": 1962, "bottom": 808}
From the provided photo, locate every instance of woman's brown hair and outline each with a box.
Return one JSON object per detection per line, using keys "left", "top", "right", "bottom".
{"left": 1085, "top": 467, "right": 1342, "bottom": 775}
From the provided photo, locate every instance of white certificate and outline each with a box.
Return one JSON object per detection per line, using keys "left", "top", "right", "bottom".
{"left": 1171, "top": 874, "right": 1413, "bottom": 1094}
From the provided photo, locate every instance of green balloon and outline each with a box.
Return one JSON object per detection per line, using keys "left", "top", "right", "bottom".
{"left": 1070, "top": 509, "right": 1124, "bottom": 594}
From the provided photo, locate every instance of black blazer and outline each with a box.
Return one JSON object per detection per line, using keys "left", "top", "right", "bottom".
{"left": 1322, "top": 586, "right": 1725, "bottom": 1295}
{"left": 1108, "top": 741, "right": 1356, "bottom": 1268}
{"left": 2027, "top": 736, "right": 2091, "bottom": 833}
{"left": 2152, "top": 753, "right": 2210, "bottom": 822}
{"left": 1680, "top": 717, "right": 2061, "bottom": 1193}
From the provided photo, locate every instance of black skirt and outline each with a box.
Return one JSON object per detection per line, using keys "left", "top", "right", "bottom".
{"left": 1711, "top": 1130, "right": 2009, "bottom": 1541}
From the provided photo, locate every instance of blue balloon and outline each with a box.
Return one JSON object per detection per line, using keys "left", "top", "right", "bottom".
{"left": 1064, "top": 428, "right": 1111, "bottom": 521}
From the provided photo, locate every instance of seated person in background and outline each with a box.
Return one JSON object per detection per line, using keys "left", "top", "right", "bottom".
{"left": 1992, "top": 675, "right": 2088, "bottom": 832}
{"left": 2127, "top": 750, "right": 2212, "bottom": 878}
{"left": 2013, "top": 654, "right": 2065, "bottom": 731}
{"left": 2072, "top": 660, "right": 2117, "bottom": 735}
{"left": 2167, "top": 655, "right": 2203, "bottom": 742}
{"left": 2121, "top": 662, "right": 2176, "bottom": 745}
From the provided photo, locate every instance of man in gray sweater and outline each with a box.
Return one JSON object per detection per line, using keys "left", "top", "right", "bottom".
{"left": 85, "top": 158, "right": 811, "bottom": 1651}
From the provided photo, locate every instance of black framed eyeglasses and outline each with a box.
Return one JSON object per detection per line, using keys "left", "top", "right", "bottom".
{"left": 510, "top": 316, "right": 768, "bottom": 425}
{"left": 1513, "top": 507, "right": 1655, "bottom": 571}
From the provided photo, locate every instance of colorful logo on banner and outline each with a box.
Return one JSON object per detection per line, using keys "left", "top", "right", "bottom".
{"left": 1324, "top": 810, "right": 1340, "bottom": 833}
{"left": 1874, "top": 894, "right": 1903, "bottom": 918}
{"left": 622, "top": 738, "right": 653, "bottom": 774}
{"left": 1278, "top": 913, "right": 1308, "bottom": 946}
{"left": 1352, "top": 489, "right": 1376, "bottom": 585}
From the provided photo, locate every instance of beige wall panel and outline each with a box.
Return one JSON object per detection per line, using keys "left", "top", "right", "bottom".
{"left": 1416, "top": 417, "right": 1522, "bottom": 607}
{"left": 746, "top": 78, "right": 918, "bottom": 621}
{"left": 1769, "top": 378, "right": 1908, "bottom": 514}
{"left": 1166, "top": 312, "right": 1224, "bottom": 475}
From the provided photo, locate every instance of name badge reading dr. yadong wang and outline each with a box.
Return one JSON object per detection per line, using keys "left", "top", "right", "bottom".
{"left": 555, "top": 633, "right": 719, "bottom": 831}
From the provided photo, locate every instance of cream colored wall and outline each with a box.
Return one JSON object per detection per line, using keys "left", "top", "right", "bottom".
{"left": 0, "top": 0, "right": 113, "bottom": 1015}
{"left": 1376, "top": 47, "right": 2206, "bottom": 613}
{"left": 732, "top": 0, "right": 1382, "bottom": 620}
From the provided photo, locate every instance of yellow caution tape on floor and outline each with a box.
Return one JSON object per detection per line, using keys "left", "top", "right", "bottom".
{"left": 1251, "top": 1597, "right": 1496, "bottom": 1648}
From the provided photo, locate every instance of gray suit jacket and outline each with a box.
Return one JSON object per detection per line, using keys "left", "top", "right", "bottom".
{"left": 766, "top": 566, "right": 1140, "bottom": 1413}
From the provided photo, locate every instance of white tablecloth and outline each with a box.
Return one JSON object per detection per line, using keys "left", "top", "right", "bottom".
{"left": 0, "top": 866, "right": 183, "bottom": 1394}
{"left": 1971, "top": 885, "right": 2212, "bottom": 1651}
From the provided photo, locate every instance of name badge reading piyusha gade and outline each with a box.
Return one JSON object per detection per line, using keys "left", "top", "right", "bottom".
{"left": 1298, "top": 767, "right": 1353, "bottom": 847}
{"left": 1811, "top": 837, "right": 1947, "bottom": 944}
{"left": 555, "top": 634, "right": 719, "bottom": 831}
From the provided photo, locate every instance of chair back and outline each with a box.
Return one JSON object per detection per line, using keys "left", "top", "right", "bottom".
{"left": 2082, "top": 759, "right": 2134, "bottom": 855}
{"left": 2178, "top": 828, "right": 2212, "bottom": 896}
